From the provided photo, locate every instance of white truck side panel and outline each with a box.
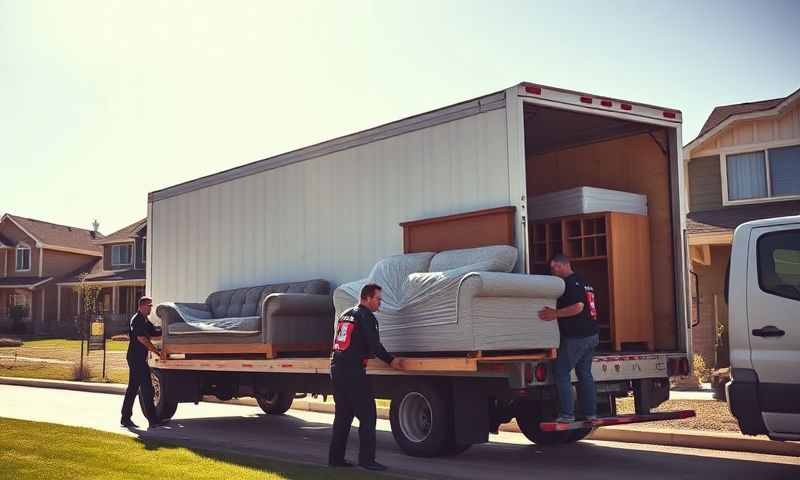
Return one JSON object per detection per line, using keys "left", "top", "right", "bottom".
{"left": 148, "top": 108, "right": 510, "bottom": 305}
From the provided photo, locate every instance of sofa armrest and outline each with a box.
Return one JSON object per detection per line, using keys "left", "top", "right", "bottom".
{"left": 262, "top": 293, "right": 334, "bottom": 317}
{"left": 459, "top": 272, "right": 565, "bottom": 298}
{"left": 156, "top": 302, "right": 211, "bottom": 326}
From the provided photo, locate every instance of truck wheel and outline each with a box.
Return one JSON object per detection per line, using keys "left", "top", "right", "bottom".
{"left": 441, "top": 437, "right": 472, "bottom": 456}
{"left": 256, "top": 392, "right": 294, "bottom": 415}
{"left": 390, "top": 384, "right": 454, "bottom": 457}
{"left": 143, "top": 368, "right": 178, "bottom": 421}
{"left": 515, "top": 400, "right": 570, "bottom": 446}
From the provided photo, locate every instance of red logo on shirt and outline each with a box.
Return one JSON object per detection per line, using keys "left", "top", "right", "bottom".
{"left": 333, "top": 314, "right": 356, "bottom": 352}
{"left": 585, "top": 288, "right": 598, "bottom": 320}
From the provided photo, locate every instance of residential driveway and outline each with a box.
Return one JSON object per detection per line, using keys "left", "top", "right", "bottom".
{"left": 1, "top": 385, "right": 798, "bottom": 480}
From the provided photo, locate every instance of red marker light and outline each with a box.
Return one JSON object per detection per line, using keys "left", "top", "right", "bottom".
{"left": 534, "top": 363, "right": 548, "bottom": 382}
{"left": 601, "top": 100, "right": 613, "bottom": 107}
{"left": 580, "top": 96, "right": 593, "bottom": 104}
{"left": 621, "top": 103, "right": 632, "bottom": 111}
{"left": 663, "top": 111, "right": 677, "bottom": 119}
{"left": 525, "top": 86, "right": 542, "bottom": 95}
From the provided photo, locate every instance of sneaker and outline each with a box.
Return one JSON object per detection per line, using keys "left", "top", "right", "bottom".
{"left": 555, "top": 415, "right": 576, "bottom": 423}
{"left": 359, "top": 461, "right": 388, "bottom": 472}
{"left": 328, "top": 460, "right": 354, "bottom": 468}
{"left": 120, "top": 418, "right": 138, "bottom": 428}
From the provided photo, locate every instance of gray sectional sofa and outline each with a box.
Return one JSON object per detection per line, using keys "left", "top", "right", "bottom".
{"left": 156, "top": 279, "right": 334, "bottom": 357}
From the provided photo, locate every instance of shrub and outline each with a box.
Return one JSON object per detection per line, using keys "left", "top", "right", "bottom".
{"left": 71, "top": 362, "right": 94, "bottom": 381}
{"left": 693, "top": 354, "right": 712, "bottom": 383}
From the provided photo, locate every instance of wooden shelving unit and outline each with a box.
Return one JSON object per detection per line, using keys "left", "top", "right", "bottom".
{"left": 530, "top": 212, "right": 654, "bottom": 351}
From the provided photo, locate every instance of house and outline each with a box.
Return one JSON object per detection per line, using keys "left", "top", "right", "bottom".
{"left": 683, "top": 87, "right": 800, "bottom": 369}
{"left": 0, "top": 214, "right": 103, "bottom": 334}
{"left": 56, "top": 218, "right": 146, "bottom": 334}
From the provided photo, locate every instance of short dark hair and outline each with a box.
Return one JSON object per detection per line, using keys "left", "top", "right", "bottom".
{"left": 138, "top": 296, "right": 153, "bottom": 306}
{"left": 360, "top": 283, "right": 382, "bottom": 300}
{"left": 549, "top": 253, "right": 571, "bottom": 265}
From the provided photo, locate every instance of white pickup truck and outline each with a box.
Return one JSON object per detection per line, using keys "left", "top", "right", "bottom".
{"left": 727, "top": 215, "right": 800, "bottom": 441}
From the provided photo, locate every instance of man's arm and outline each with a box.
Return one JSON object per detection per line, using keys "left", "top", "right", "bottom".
{"left": 538, "top": 302, "right": 584, "bottom": 321}
{"left": 360, "top": 315, "right": 397, "bottom": 367}
{"left": 137, "top": 335, "right": 160, "bottom": 355}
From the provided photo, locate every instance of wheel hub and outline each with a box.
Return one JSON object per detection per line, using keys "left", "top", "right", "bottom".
{"left": 398, "top": 392, "right": 433, "bottom": 443}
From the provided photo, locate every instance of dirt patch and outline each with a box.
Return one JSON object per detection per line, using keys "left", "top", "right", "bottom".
{"left": 616, "top": 398, "right": 740, "bottom": 432}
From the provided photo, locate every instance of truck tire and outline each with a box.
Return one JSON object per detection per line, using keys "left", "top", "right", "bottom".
{"left": 390, "top": 384, "right": 455, "bottom": 457}
{"left": 143, "top": 368, "right": 178, "bottom": 421}
{"left": 256, "top": 392, "right": 294, "bottom": 415}
{"left": 515, "top": 399, "right": 570, "bottom": 446}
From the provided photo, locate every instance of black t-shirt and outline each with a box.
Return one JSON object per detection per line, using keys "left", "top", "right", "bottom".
{"left": 556, "top": 273, "right": 598, "bottom": 338}
{"left": 331, "top": 305, "right": 394, "bottom": 371}
{"left": 127, "top": 312, "right": 156, "bottom": 362}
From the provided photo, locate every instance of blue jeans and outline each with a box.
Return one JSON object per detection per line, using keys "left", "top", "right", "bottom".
{"left": 554, "top": 334, "right": 599, "bottom": 418}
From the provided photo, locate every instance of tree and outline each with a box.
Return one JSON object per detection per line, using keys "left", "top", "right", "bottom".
{"left": 72, "top": 273, "right": 102, "bottom": 337}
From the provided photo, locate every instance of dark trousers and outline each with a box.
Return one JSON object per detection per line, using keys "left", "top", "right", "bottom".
{"left": 328, "top": 366, "right": 377, "bottom": 465}
{"left": 121, "top": 357, "right": 157, "bottom": 422}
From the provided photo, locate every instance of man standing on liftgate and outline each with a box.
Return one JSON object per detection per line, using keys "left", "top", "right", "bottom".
{"left": 538, "top": 254, "right": 600, "bottom": 423}
{"left": 120, "top": 296, "right": 166, "bottom": 430}
{"left": 328, "top": 283, "right": 402, "bottom": 472}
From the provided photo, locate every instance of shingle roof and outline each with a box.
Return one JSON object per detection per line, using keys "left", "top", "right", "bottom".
{"left": 96, "top": 218, "right": 146, "bottom": 245}
{"left": 3, "top": 214, "right": 103, "bottom": 254}
{"left": 689, "top": 87, "right": 800, "bottom": 146}
{"left": 60, "top": 268, "right": 145, "bottom": 284}
{"left": 687, "top": 201, "right": 800, "bottom": 235}
{"left": 0, "top": 276, "right": 53, "bottom": 288}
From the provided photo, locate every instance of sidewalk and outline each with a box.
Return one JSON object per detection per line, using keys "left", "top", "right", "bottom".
{"left": 2, "top": 376, "right": 797, "bottom": 457}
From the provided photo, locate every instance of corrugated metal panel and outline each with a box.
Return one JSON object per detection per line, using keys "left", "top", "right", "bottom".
{"left": 149, "top": 108, "right": 511, "bottom": 304}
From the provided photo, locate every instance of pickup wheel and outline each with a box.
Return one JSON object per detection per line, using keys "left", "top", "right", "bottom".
{"left": 390, "top": 384, "right": 455, "bottom": 457}
{"left": 256, "top": 392, "right": 294, "bottom": 415}
{"left": 143, "top": 368, "right": 178, "bottom": 421}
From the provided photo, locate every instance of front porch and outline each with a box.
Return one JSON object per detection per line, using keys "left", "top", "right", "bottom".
{"left": 57, "top": 280, "right": 146, "bottom": 336}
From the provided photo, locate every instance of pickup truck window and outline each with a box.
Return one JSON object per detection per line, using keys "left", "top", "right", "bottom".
{"left": 757, "top": 229, "right": 800, "bottom": 301}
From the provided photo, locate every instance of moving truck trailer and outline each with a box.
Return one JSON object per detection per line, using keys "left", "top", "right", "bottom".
{"left": 146, "top": 82, "right": 694, "bottom": 456}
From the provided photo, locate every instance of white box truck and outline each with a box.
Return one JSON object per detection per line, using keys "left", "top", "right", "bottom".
{"left": 145, "top": 82, "right": 694, "bottom": 456}
{"left": 726, "top": 215, "right": 800, "bottom": 441}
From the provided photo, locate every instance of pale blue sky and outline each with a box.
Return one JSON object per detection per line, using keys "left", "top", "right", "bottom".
{"left": 1, "top": 0, "right": 798, "bottom": 234}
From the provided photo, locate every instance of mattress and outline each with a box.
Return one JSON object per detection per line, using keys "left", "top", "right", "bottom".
{"left": 527, "top": 187, "right": 647, "bottom": 221}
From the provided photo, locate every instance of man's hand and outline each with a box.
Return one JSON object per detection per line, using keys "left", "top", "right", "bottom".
{"left": 538, "top": 307, "right": 557, "bottom": 321}
{"left": 390, "top": 358, "right": 403, "bottom": 370}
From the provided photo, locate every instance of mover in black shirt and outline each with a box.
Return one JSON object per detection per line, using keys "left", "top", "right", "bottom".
{"left": 329, "top": 283, "right": 401, "bottom": 472}
{"left": 538, "top": 254, "right": 600, "bottom": 422}
{"left": 120, "top": 296, "right": 164, "bottom": 429}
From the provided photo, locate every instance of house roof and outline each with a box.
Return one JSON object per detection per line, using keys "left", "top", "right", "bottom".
{"left": 1, "top": 214, "right": 103, "bottom": 256}
{"left": 0, "top": 276, "right": 54, "bottom": 289}
{"left": 686, "top": 86, "right": 800, "bottom": 151}
{"left": 687, "top": 200, "right": 800, "bottom": 235}
{"left": 95, "top": 218, "right": 146, "bottom": 245}
{"left": 59, "top": 268, "right": 145, "bottom": 285}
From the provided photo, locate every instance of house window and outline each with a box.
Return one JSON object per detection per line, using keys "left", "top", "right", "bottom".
{"left": 15, "top": 245, "right": 31, "bottom": 271}
{"left": 111, "top": 244, "right": 132, "bottom": 266}
{"left": 725, "top": 144, "right": 800, "bottom": 202}
{"left": 12, "top": 294, "right": 29, "bottom": 308}
{"left": 136, "top": 239, "right": 146, "bottom": 264}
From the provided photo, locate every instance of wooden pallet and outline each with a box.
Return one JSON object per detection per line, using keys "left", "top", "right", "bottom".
{"left": 162, "top": 342, "right": 331, "bottom": 360}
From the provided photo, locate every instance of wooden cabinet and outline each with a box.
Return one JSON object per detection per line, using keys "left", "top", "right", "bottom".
{"left": 530, "top": 212, "right": 654, "bottom": 351}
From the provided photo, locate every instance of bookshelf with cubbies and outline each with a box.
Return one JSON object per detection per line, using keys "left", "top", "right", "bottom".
{"left": 529, "top": 212, "right": 654, "bottom": 352}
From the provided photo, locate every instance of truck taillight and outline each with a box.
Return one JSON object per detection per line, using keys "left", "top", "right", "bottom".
{"left": 534, "top": 363, "right": 548, "bottom": 382}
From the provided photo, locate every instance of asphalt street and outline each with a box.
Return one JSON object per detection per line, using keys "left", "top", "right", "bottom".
{"left": 1, "top": 385, "right": 798, "bottom": 480}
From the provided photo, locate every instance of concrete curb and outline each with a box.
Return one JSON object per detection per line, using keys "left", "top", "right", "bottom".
{"left": 2, "top": 376, "right": 797, "bottom": 457}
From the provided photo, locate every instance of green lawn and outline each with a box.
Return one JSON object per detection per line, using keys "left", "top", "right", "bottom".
{"left": 0, "top": 338, "right": 129, "bottom": 383}
{"left": 11, "top": 338, "right": 130, "bottom": 352}
{"left": 0, "top": 417, "right": 396, "bottom": 480}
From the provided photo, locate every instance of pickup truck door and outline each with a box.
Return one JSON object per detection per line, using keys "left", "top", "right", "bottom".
{"left": 747, "top": 225, "right": 800, "bottom": 436}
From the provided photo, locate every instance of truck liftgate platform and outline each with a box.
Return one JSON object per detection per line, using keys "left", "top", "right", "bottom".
{"left": 540, "top": 410, "right": 696, "bottom": 432}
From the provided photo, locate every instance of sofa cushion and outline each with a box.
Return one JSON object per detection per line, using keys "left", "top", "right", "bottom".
{"left": 168, "top": 315, "right": 261, "bottom": 335}
{"left": 429, "top": 245, "right": 517, "bottom": 273}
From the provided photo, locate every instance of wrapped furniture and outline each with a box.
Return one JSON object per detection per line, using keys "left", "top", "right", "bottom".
{"left": 334, "top": 245, "right": 563, "bottom": 353}
{"left": 156, "top": 279, "right": 334, "bottom": 358}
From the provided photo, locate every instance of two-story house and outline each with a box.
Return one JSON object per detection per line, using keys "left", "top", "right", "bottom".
{"left": 0, "top": 214, "right": 102, "bottom": 334}
{"left": 683, "top": 87, "right": 800, "bottom": 369}
{"left": 56, "top": 218, "right": 146, "bottom": 334}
